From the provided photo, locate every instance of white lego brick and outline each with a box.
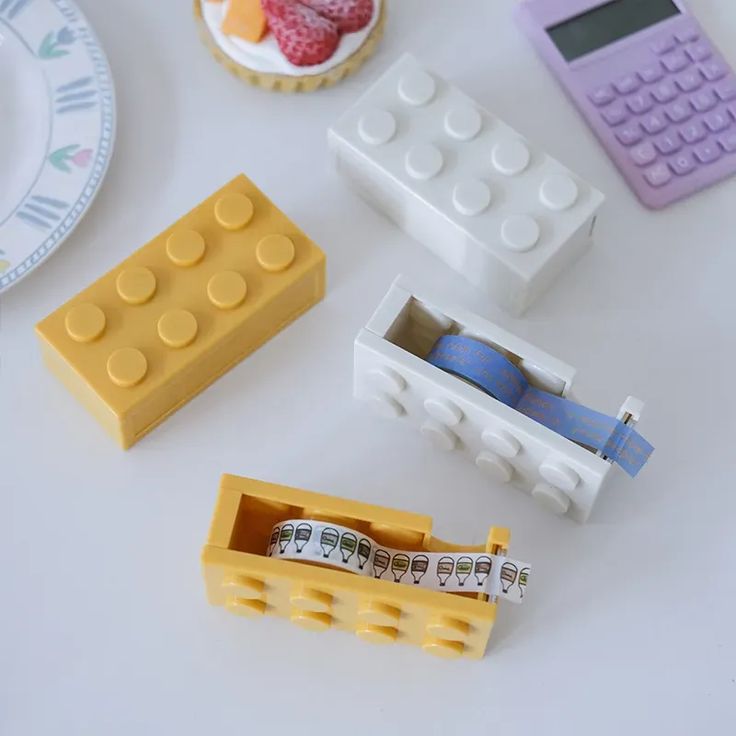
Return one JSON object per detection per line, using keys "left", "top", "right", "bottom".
{"left": 354, "top": 278, "right": 642, "bottom": 523}
{"left": 329, "top": 54, "right": 605, "bottom": 316}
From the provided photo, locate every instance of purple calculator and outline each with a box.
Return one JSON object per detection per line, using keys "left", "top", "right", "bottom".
{"left": 516, "top": 0, "right": 736, "bottom": 209}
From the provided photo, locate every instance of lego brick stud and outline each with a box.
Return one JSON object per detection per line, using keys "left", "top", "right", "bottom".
{"left": 116, "top": 267, "right": 157, "bottom": 305}
{"left": 421, "top": 420, "right": 458, "bottom": 451}
{"left": 166, "top": 229, "right": 206, "bottom": 267}
{"left": 290, "top": 609, "right": 332, "bottom": 631}
{"left": 359, "top": 108, "right": 397, "bottom": 145}
{"left": 157, "top": 309, "right": 198, "bottom": 349}
{"left": 222, "top": 573, "right": 264, "bottom": 598}
{"left": 405, "top": 144, "right": 444, "bottom": 180}
{"left": 398, "top": 69, "right": 436, "bottom": 105}
{"left": 214, "top": 193, "right": 254, "bottom": 231}
{"left": 226, "top": 597, "right": 267, "bottom": 617}
{"left": 452, "top": 179, "right": 492, "bottom": 216}
{"left": 356, "top": 624, "right": 398, "bottom": 644}
{"left": 539, "top": 459, "right": 580, "bottom": 492}
{"left": 476, "top": 451, "right": 514, "bottom": 483}
{"left": 482, "top": 428, "right": 521, "bottom": 458}
{"left": 444, "top": 104, "right": 482, "bottom": 140}
{"left": 107, "top": 347, "right": 147, "bottom": 388}
{"left": 532, "top": 481, "right": 571, "bottom": 515}
{"left": 422, "top": 636, "right": 465, "bottom": 659}
{"left": 358, "top": 601, "right": 402, "bottom": 627}
{"left": 256, "top": 234, "right": 295, "bottom": 272}
{"left": 492, "top": 139, "right": 531, "bottom": 175}
{"left": 540, "top": 174, "right": 579, "bottom": 211}
{"left": 367, "top": 367, "right": 406, "bottom": 395}
{"left": 367, "top": 392, "right": 404, "bottom": 419}
{"left": 290, "top": 585, "right": 333, "bottom": 613}
{"left": 64, "top": 303, "right": 105, "bottom": 343}
{"left": 207, "top": 271, "right": 248, "bottom": 310}
{"left": 426, "top": 615, "right": 470, "bottom": 642}
{"left": 424, "top": 397, "right": 463, "bottom": 426}
{"left": 501, "top": 214, "right": 540, "bottom": 252}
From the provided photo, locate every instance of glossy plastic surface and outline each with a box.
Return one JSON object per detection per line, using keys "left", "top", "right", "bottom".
{"left": 328, "top": 53, "right": 604, "bottom": 315}
{"left": 516, "top": 0, "right": 736, "bottom": 208}
{"left": 354, "top": 277, "right": 645, "bottom": 523}
{"left": 203, "top": 474, "right": 512, "bottom": 660}
{"left": 35, "top": 174, "right": 326, "bottom": 448}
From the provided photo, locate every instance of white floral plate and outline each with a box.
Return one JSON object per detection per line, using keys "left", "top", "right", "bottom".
{"left": 0, "top": 0, "right": 115, "bottom": 293}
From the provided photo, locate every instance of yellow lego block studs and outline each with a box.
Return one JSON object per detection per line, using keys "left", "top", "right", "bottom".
{"left": 203, "top": 475, "right": 515, "bottom": 660}
{"left": 36, "top": 175, "right": 326, "bottom": 448}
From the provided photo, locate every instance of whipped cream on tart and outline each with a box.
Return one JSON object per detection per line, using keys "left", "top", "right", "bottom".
{"left": 201, "top": 0, "right": 382, "bottom": 77}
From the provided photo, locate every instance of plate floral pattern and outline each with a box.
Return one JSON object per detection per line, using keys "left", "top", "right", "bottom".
{"left": 0, "top": 0, "right": 115, "bottom": 293}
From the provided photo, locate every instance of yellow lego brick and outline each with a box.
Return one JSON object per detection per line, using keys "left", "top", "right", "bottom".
{"left": 35, "top": 175, "right": 326, "bottom": 448}
{"left": 202, "top": 474, "right": 511, "bottom": 660}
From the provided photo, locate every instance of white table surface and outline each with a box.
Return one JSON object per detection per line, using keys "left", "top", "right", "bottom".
{"left": 2, "top": 0, "right": 736, "bottom": 733}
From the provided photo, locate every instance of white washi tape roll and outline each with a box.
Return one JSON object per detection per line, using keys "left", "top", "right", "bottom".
{"left": 267, "top": 520, "right": 530, "bottom": 604}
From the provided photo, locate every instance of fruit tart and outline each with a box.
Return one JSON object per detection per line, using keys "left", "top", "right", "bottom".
{"left": 195, "top": 0, "right": 385, "bottom": 92}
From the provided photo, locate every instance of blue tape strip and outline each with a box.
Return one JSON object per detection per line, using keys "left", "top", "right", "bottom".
{"left": 426, "top": 335, "right": 653, "bottom": 477}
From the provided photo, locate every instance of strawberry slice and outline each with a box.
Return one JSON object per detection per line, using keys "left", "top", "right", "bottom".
{"left": 299, "top": 0, "right": 374, "bottom": 33}
{"left": 261, "top": 0, "right": 340, "bottom": 66}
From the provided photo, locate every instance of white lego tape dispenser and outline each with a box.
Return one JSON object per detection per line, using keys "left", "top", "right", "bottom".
{"left": 267, "top": 520, "right": 530, "bottom": 604}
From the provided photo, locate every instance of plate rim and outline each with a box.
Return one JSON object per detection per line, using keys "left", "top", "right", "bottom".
{"left": 0, "top": 0, "right": 117, "bottom": 294}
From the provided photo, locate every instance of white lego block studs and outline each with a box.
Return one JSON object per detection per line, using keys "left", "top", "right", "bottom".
{"left": 354, "top": 278, "right": 647, "bottom": 523}
{"left": 329, "top": 54, "right": 605, "bottom": 316}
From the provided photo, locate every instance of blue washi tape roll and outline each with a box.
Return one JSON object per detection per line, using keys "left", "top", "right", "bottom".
{"left": 426, "top": 335, "right": 653, "bottom": 477}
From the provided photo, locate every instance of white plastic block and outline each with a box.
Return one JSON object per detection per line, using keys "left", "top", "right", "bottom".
{"left": 354, "top": 277, "right": 644, "bottom": 523}
{"left": 329, "top": 54, "right": 605, "bottom": 316}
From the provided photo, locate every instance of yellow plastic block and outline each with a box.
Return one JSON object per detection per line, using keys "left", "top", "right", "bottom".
{"left": 222, "top": 0, "right": 268, "bottom": 43}
{"left": 36, "top": 175, "right": 326, "bottom": 448}
{"left": 202, "top": 474, "right": 511, "bottom": 660}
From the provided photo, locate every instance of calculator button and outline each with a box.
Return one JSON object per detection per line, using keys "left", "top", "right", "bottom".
{"left": 714, "top": 79, "right": 736, "bottom": 102}
{"left": 651, "top": 36, "right": 676, "bottom": 54}
{"left": 719, "top": 130, "right": 736, "bottom": 152}
{"left": 638, "top": 64, "right": 664, "bottom": 84}
{"left": 675, "top": 29, "right": 700, "bottom": 44}
{"left": 704, "top": 110, "right": 731, "bottom": 133}
{"left": 626, "top": 92, "right": 653, "bottom": 115}
{"left": 601, "top": 103, "right": 629, "bottom": 126}
{"left": 686, "top": 42, "right": 712, "bottom": 63}
{"left": 693, "top": 141, "right": 723, "bottom": 164}
{"left": 630, "top": 142, "right": 657, "bottom": 166}
{"left": 614, "top": 74, "right": 640, "bottom": 95}
{"left": 644, "top": 163, "right": 672, "bottom": 188}
{"left": 588, "top": 85, "right": 616, "bottom": 106}
{"left": 641, "top": 111, "right": 668, "bottom": 135}
{"left": 700, "top": 60, "right": 727, "bottom": 81}
{"left": 675, "top": 69, "right": 703, "bottom": 93}
{"left": 654, "top": 131, "right": 682, "bottom": 155}
{"left": 615, "top": 123, "right": 644, "bottom": 146}
{"left": 669, "top": 153, "right": 696, "bottom": 176}
{"left": 690, "top": 90, "right": 717, "bottom": 112}
{"left": 652, "top": 81, "right": 678, "bottom": 103}
{"left": 661, "top": 51, "right": 690, "bottom": 73}
{"left": 680, "top": 121, "right": 707, "bottom": 143}
{"left": 665, "top": 100, "right": 693, "bottom": 124}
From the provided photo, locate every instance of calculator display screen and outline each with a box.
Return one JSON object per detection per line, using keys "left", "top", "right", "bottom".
{"left": 547, "top": 0, "right": 680, "bottom": 61}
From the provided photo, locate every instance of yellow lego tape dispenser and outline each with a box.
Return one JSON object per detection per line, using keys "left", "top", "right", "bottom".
{"left": 203, "top": 475, "right": 530, "bottom": 660}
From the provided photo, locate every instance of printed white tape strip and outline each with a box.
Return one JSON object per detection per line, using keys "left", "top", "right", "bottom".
{"left": 266, "top": 520, "right": 530, "bottom": 604}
